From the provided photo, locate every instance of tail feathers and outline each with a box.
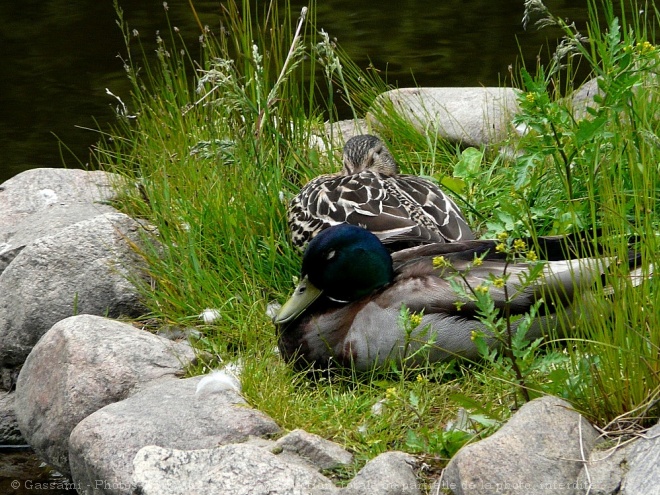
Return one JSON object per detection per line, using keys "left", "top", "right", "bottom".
{"left": 602, "top": 261, "right": 654, "bottom": 295}
{"left": 542, "top": 251, "right": 652, "bottom": 301}
{"left": 528, "top": 229, "right": 642, "bottom": 260}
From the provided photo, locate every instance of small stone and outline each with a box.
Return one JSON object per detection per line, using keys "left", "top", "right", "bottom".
{"left": 345, "top": 451, "right": 420, "bottom": 495}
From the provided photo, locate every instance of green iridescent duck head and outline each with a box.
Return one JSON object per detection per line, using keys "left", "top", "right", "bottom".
{"left": 274, "top": 224, "right": 394, "bottom": 324}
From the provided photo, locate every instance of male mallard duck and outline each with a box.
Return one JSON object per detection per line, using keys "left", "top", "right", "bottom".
{"left": 288, "top": 134, "right": 474, "bottom": 251}
{"left": 274, "top": 224, "right": 641, "bottom": 371}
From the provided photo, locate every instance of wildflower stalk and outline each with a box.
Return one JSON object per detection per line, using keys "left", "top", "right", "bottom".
{"left": 440, "top": 234, "right": 543, "bottom": 404}
{"left": 499, "top": 262, "right": 530, "bottom": 404}
{"left": 270, "top": 7, "right": 307, "bottom": 99}
{"left": 316, "top": 30, "right": 359, "bottom": 123}
{"left": 258, "top": 7, "right": 308, "bottom": 135}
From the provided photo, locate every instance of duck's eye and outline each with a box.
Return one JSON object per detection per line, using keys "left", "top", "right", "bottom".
{"left": 325, "top": 249, "right": 336, "bottom": 261}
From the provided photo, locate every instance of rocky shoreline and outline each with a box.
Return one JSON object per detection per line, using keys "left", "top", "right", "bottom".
{"left": 2, "top": 84, "right": 659, "bottom": 494}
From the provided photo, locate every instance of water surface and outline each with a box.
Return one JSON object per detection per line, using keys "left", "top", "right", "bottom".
{"left": 0, "top": 0, "right": 589, "bottom": 184}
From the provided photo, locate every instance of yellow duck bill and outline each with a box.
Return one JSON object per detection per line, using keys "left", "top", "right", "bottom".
{"left": 273, "top": 275, "right": 323, "bottom": 325}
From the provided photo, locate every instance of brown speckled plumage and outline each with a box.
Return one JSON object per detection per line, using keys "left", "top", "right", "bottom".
{"left": 288, "top": 134, "right": 474, "bottom": 251}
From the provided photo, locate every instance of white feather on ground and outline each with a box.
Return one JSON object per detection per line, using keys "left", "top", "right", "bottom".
{"left": 195, "top": 364, "right": 242, "bottom": 396}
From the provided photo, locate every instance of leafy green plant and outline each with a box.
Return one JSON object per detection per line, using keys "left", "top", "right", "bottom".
{"left": 435, "top": 0, "right": 660, "bottom": 422}
{"left": 509, "top": 0, "right": 660, "bottom": 425}
{"left": 430, "top": 233, "right": 575, "bottom": 406}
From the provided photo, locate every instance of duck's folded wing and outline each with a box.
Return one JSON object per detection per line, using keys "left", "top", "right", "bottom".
{"left": 390, "top": 243, "right": 617, "bottom": 317}
{"left": 289, "top": 173, "right": 423, "bottom": 248}
{"left": 394, "top": 175, "right": 474, "bottom": 242}
{"left": 289, "top": 171, "right": 474, "bottom": 249}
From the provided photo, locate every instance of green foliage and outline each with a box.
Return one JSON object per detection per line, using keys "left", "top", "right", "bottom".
{"left": 433, "top": 233, "right": 574, "bottom": 406}
{"left": 508, "top": 0, "right": 660, "bottom": 426}
{"left": 100, "top": 0, "right": 328, "bottom": 351}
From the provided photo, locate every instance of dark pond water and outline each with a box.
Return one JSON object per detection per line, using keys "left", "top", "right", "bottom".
{"left": 0, "top": 447, "right": 76, "bottom": 494}
{"left": 0, "top": 0, "right": 596, "bottom": 185}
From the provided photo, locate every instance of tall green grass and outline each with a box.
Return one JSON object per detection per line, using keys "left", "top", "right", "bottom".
{"left": 508, "top": 0, "right": 660, "bottom": 427}
{"left": 101, "top": 0, "right": 325, "bottom": 346}
{"left": 96, "top": 0, "right": 659, "bottom": 472}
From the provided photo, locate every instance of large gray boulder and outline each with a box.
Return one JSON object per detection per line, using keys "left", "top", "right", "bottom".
{"left": 69, "top": 376, "right": 282, "bottom": 495}
{"left": 132, "top": 443, "right": 338, "bottom": 495}
{"left": 0, "top": 168, "right": 120, "bottom": 229}
{"left": 439, "top": 396, "right": 601, "bottom": 495}
{"left": 619, "top": 422, "right": 660, "bottom": 495}
{"left": 370, "top": 87, "right": 520, "bottom": 147}
{"left": 14, "top": 315, "right": 195, "bottom": 476}
{"left": 274, "top": 429, "right": 354, "bottom": 471}
{"left": 575, "top": 421, "right": 660, "bottom": 495}
{"left": 569, "top": 78, "right": 602, "bottom": 121}
{"left": 321, "top": 119, "right": 369, "bottom": 151}
{"left": 0, "top": 202, "right": 118, "bottom": 275}
{"left": 0, "top": 211, "right": 150, "bottom": 368}
{"left": 576, "top": 440, "right": 636, "bottom": 495}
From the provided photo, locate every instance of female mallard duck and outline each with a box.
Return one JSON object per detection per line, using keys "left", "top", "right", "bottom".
{"left": 274, "top": 224, "right": 639, "bottom": 371}
{"left": 288, "top": 134, "right": 474, "bottom": 251}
